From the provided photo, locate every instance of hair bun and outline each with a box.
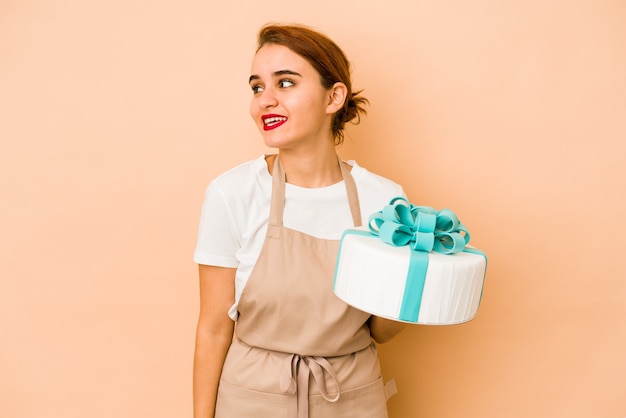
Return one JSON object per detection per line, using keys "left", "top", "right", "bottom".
{"left": 333, "top": 90, "right": 368, "bottom": 144}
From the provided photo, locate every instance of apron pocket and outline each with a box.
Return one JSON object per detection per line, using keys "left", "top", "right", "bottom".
{"left": 215, "top": 379, "right": 287, "bottom": 418}
{"left": 309, "top": 376, "right": 388, "bottom": 418}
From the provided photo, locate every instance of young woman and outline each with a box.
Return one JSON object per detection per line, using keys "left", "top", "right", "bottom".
{"left": 193, "top": 24, "right": 406, "bottom": 418}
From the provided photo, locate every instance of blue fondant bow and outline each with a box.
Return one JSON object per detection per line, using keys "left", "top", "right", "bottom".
{"left": 368, "top": 197, "right": 470, "bottom": 254}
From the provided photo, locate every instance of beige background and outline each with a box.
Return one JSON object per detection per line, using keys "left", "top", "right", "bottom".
{"left": 1, "top": 1, "right": 625, "bottom": 417}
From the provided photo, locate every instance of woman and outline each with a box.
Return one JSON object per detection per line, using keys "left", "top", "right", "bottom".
{"left": 193, "top": 24, "right": 406, "bottom": 418}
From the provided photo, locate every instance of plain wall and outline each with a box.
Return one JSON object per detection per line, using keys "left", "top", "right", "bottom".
{"left": 1, "top": 1, "right": 625, "bottom": 417}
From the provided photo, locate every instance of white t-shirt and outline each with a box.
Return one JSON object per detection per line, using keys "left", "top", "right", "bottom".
{"left": 194, "top": 155, "right": 405, "bottom": 320}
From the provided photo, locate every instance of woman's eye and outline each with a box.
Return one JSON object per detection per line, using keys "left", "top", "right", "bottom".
{"left": 279, "top": 79, "right": 294, "bottom": 88}
{"left": 251, "top": 84, "right": 264, "bottom": 94}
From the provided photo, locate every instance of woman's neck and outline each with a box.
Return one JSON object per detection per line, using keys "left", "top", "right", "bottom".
{"left": 268, "top": 146, "right": 343, "bottom": 188}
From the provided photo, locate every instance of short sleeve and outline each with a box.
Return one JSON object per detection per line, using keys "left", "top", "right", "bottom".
{"left": 193, "top": 181, "right": 241, "bottom": 267}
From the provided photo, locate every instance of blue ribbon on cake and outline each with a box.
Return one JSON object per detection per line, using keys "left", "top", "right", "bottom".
{"left": 360, "top": 197, "right": 483, "bottom": 322}
{"left": 368, "top": 197, "right": 470, "bottom": 255}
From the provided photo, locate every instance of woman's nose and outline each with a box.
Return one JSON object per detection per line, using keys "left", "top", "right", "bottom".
{"left": 259, "top": 87, "right": 278, "bottom": 108}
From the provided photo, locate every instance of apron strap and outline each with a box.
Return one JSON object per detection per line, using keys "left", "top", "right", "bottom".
{"left": 269, "top": 155, "right": 362, "bottom": 227}
{"left": 269, "top": 155, "right": 287, "bottom": 227}
{"left": 339, "top": 160, "right": 362, "bottom": 227}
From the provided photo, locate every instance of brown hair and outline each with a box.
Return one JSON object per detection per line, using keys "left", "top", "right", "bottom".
{"left": 257, "top": 24, "right": 368, "bottom": 145}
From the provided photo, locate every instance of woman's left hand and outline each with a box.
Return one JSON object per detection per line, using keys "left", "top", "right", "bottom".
{"left": 368, "top": 316, "right": 406, "bottom": 344}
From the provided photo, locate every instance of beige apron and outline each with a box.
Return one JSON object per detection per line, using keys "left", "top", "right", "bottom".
{"left": 215, "top": 156, "right": 388, "bottom": 418}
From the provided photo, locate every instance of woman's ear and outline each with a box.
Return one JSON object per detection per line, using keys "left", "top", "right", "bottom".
{"left": 326, "top": 82, "right": 348, "bottom": 114}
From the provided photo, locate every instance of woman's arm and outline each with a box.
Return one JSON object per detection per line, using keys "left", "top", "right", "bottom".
{"left": 368, "top": 315, "right": 406, "bottom": 344}
{"left": 193, "top": 264, "right": 236, "bottom": 418}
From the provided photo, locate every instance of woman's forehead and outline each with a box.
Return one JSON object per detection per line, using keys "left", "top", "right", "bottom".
{"left": 251, "top": 44, "right": 314, "bottom": 76}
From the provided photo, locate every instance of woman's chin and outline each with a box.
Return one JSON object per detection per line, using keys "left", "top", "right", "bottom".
{"left": 261, "top": 135, "right": 291, "bottom": 150}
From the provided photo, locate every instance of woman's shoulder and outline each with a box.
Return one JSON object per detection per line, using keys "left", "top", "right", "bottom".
{"left": 210, "top": 155, "right": 270, "bottom": 188}
{"left": 347, "top": 160, "right": 404, "bottom": 194}
{"left": 204, "top": 155, "right": 272, "bottom": 208}
{"left": 345, "top": 160, "right": 406, "bottom": 215}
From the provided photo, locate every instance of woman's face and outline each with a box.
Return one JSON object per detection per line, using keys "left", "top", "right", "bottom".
{"left": 249, "top": 44, "right": 334, "bottom": 151}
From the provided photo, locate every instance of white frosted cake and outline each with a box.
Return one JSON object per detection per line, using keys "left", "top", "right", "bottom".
{"left": 333, "top": 199, "right": 487, "bottom": 325}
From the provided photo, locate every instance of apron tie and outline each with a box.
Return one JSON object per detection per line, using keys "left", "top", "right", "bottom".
{"left": 280, "top": 354, "right": 340, "bottom": 418}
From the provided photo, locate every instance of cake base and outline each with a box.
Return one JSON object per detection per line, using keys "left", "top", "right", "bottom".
{"left": 333, "top": 229, "right": 487, "bottom": 325}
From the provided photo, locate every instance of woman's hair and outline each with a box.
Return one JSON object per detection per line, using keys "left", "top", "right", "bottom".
{"left": 257, "top": 24, "right": 368, "bottom": 145}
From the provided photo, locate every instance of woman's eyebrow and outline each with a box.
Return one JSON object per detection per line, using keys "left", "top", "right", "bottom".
{"left": 274, "top": 69, "right": 302, "bottom": 78}
{"left": 249, "top": 70, "right": 303, "bottom": 83}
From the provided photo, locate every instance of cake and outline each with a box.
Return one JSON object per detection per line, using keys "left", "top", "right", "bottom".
{"left": 333, "top": 198, "right": 487, "bottom": 325}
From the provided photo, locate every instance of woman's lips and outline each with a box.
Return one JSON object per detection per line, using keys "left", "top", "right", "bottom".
{"left": 262, "top": 114, "right": 287, "bottom": 131}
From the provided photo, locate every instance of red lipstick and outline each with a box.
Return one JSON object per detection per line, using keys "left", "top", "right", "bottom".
{"left": 262, "top": 114, "right": 287, "bottom": 131}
